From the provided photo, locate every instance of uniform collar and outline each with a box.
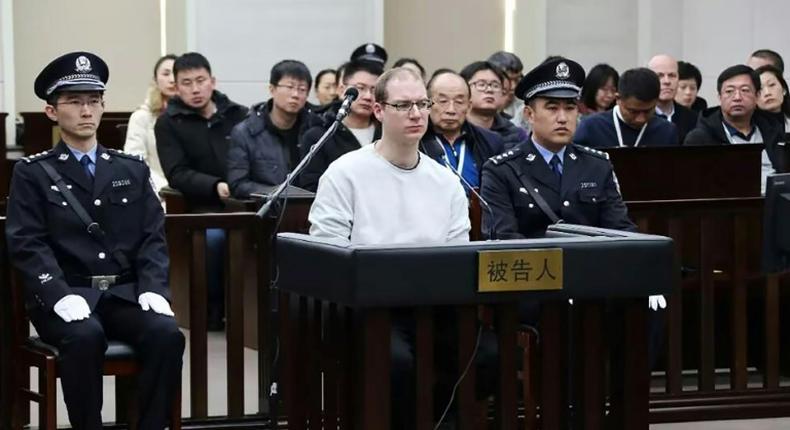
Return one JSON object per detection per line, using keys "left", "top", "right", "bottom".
{"left": 66, "top": 143, "right": 98, "bottom": 163}
{"left": 532, "top": 137, "right": 566, "bottom": 165}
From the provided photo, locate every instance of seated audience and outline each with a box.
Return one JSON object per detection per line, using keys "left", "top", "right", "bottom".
{"left": 578, "top": 63, "right": 618, "bottom": 118}
{"left": 488, "top": 50, "right": 528, "bottom": 129}
{"left": 460, "top": 60, "right": 528, "bottom": 149}
{"left": 574, "top": 67, "right": 679, "bottom": 147}
{"left": 227, "top": 60, "right": 318, "bottom": 198}
{"left": 297, "top": 60, "right": 383, "bottom": 191}
{"left": 684, "top": 65, "right": 787, "bottom": 190}
{"left": 647, "top": 54, "right": 699, "bottom": 143}
{"left": 747, "top": 48, "right": 784, "bottom": 72}
{"left": 313, "top": 68, "right": 337, "bottom": 106}
{"left": 393, "top": 57, "right": 426, "bottom": 81}
{"left": 418, "top": 70, "right": 504, "bottom": 187}
{"left": 676, "top": 61, "right": 708, "bottom": 112}
{"left": 124, "top": 54, "right": 177, "bottom": 195}
{"left": 756, "top": 64, "right": 790, "bottom": 132}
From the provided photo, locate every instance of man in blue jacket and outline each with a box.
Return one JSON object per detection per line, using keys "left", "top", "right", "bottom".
{"left": 419, "top": 70, "right": 504, "bottom": 188}
{"left": 227, "top": 60, "right": 318, "bottom": 198}
{"left": 574, "top": 67, "right": 679, "bottom": 148}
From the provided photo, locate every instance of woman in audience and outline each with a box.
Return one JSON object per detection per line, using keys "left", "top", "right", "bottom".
{"left": 578, "top": 63, "right": 618, "bottom": 118}
{"left": 676, "top": 61, "right": 707, "bottom": 112}
{"left": 756, "top": 64, "right": 790, "bottom": 132}
{"left": 314, "top": 68, "right": 337, "bottom": 106}
{"left": 124, "top": 54, "right": 177, "bottom": 194}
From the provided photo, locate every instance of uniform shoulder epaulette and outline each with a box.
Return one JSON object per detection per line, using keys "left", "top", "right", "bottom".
{"left": 572, "top": 144, "right": 610, "bottom": 160}
{"left": 107, "top": 148, "right": 144, "bottom": 162}
{"left": 488, "top": 147, "right": 522, "bottom": 165}
{"left": 21, "top": 150, "right": 56, "bottom": 164}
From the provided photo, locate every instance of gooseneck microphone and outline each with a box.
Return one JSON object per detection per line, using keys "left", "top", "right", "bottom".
{"left": 334, "top": 87, "right": 360, "bottom": 121}
{"left": 430, "top": 137, "right": 498, "bottom": 240}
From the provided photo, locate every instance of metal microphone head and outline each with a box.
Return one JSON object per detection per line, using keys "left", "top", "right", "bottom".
{"left": 343, "top": 87, "right": 359, "bottom": 102}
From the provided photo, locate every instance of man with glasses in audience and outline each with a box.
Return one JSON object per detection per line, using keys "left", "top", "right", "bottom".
{"left": 488, "top": 51, "right": 529, "bottom": 130}
{"left": 297, "top": 59, "right": 384, "bottom": 191}
{"left": 227, "top": 60, "right": 318, "bottom": 198}
{"left": 309, "top": 66, "right": 470, "bottom": 429}
{"left": 461, "top": 61, "right": 528, "bottom": 149}
{"left": 685, "top": 65, "right": 786, "bottom": 191}
{"left": 419, "top": 69, "right": 504, "bottom": 187}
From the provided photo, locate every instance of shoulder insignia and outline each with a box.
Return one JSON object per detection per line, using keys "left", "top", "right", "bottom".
{"left": 488, "top": 147, "right": 522, "bottom": 165}
{"left": 21, "top": 150, "right": 55, "bottom": 164}
{"left": 107, "top": 148, "right": 144, "bottom": 162}
{"left": 572, "top": 144, "right": 610, "bottom": 160}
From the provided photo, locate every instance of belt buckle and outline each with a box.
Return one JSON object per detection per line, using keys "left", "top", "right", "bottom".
{"left": 91, "top": 275, "right": 118, "bottom": 291}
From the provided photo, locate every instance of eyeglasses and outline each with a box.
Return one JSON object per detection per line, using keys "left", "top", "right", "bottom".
{"left": 56, "top": 98, "right": 104, "bottom": 109}
{"left": 432, "top": 98, "right": 469, "bottom": 110}
{"left": 275, "top": 84, "right": 310, "bottom": 95}
{"left": 721, "top": 86, "right": 755, "bottom": 99}
{"left": 469, "top": 80, "right": 503, "bottom": 93}
{"left": 382, "top": 99, "right": 433, "bottom": 112}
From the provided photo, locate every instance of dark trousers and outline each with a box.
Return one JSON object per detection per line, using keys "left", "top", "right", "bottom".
{"left": 30, "top": 294, "right": 185, "bottom": 430}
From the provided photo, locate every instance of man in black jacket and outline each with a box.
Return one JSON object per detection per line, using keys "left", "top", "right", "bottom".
{"left": 684, "top": 65, "right": 787, "bottom": 189}
{"left": 227, "top": 60, "right": 318, "bottom": 198}
{"left": 155, "top": 52, "right": 248, "bottom": 209}
{"left": 419, "top": 70, "right": 504, "bottom": 188}
{"left": 647, "top": 54, "right": 699, "bottom": 143}
{"left": 154, "top": 52, "right": 248, "bottom": 330}
{"left": 296, "top": 60, "right": 383, "bottom": 192}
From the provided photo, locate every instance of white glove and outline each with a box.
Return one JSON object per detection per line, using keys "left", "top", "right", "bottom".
{"left": 53, "top": 294, "right": 91, "bottom": 323}
{"left": 138, "top": 292, "right": 175, "bottom": 316}
{"left": 648, "top": 295, "right": 667, "bottom": 311}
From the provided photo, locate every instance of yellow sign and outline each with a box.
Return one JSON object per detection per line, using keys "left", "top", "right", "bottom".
{"left": 478, "top": 248, "right": 563, "bottom": 292}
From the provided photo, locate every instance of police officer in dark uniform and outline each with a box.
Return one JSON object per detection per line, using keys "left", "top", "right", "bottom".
{"left": 481, "top": 57, "right": 637, "bottom": 238}
{"left": 5, "top": 52, "right": 184, "bottom": 430}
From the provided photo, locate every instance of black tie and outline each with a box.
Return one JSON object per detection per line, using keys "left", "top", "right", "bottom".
{"left": 549, "top": 154, "right": 562, "bottom": 181}
{"left": 80, "top": 155, "right": 94, "bottom": 183}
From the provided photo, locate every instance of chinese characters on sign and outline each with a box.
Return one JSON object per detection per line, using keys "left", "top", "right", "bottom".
{"left": 478, "top": 249, "right": 563, "bottom": 292}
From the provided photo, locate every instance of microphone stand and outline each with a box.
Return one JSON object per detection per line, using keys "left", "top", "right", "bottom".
{"left": 258, "top": 106, "right": 350, "bottom": 429}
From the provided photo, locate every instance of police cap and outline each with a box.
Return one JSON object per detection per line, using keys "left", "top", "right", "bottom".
{"left": 34, "top": 51, "right": 109, "bottom": 100}
{"left": 515, "top": 57, "right": 585, "bottom": 101}
{"left": 350, "top": 43, "right": 388, "bottom": 66}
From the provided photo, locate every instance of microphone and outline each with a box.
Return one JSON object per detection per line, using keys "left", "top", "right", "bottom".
{"left": 334, "top": 87, "right": 360, "bottom": 121}
{"left": 430, "top": 137, "right": 498, "bottom": 240}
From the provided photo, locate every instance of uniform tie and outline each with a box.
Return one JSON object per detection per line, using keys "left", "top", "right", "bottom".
{"left": 79, "top": 154, "right": 94, "bottom": 182}
{"left": 549, "top": 154, "right": 562, "bottom": 180}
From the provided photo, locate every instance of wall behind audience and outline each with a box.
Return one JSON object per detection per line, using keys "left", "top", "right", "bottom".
{"left": 12, "top": 0, "right": 160, "bottom": 112}
{"left": 383, "top": 0, "right": 504, "bottom": 77}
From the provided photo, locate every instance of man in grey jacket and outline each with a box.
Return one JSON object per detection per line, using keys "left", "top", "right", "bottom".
{"left": 227, "top": 60, "right": 318, "bottom": 198}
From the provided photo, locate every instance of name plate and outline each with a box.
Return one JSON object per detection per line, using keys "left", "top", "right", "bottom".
{"left": 478, "top": 248, "right": 563, "bottom": 292}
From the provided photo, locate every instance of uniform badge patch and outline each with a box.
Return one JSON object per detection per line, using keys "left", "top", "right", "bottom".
{"left": 75, "top": 55, "right": 92, "bottom": 73}
{"left": 38, "top": 273, "right": 53, "bottom": 284}
{"left": 112, "top": 179, "right": 131, "bottom": 188}
{"left": 526, "top": 154, "right": 536, "bottom": 162}
{"left": 569, "top": 153, "right": 577, "bottom": 161}
{"left": 58, "top": 153, "right": 69, "bottom": 161}
{"left": 101, "top": 153, "right": 110, "bottom": 160}
{"left": 555, "top": 62, "right": 570, "bottom": 79}
{"left": 580, "top": 182, "right": 598, "bottom": 189}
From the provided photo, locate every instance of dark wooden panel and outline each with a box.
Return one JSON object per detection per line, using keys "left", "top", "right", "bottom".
{"left": 19, "top": 112, "right": 131, "bottom": 155}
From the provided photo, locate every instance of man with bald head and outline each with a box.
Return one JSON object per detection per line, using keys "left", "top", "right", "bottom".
{"left": 647, "top": 54, "right": 699, "bottom": 143}
{"left": 419, "top": 70, "right": 504, "bottom": 188}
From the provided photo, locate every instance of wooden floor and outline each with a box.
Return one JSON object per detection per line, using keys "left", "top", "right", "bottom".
{"left": 23, "top": 324, "right": 790, "bottom": 429}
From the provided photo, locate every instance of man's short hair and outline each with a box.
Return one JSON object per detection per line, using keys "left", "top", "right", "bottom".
{"left": 716, "top": 65, "right": 761, "bottom": 94}
{"left": 173, "top": 52, "right": 212, "bottom": 79}
{"left": 426, "top": 69, "right": 470, "bottom": 98}
{"left": 618, "top": 68, "right": 660, "bottom": 102}
{"left": 392, "top": 58, "right": 426, "bottom": 77}
{"left": 270, "top": 59, "right": 312, "bottom": 87}
{"left": 342, "top": 60, "right": 384, "bottom": 84}
{"left": 751, "top": 49, "right": 785, "bottom": 73}
{"left": 374, "top": 67, "right": 422, "bottom": 104}
{"left": 678, "top": 61, "right": 703, "bottom": 88}
{"left": 487, "top": 51, "right": 524, "bottom": 74}
{"left": 459, "top": 61, "right": 507, "bottom": 84}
